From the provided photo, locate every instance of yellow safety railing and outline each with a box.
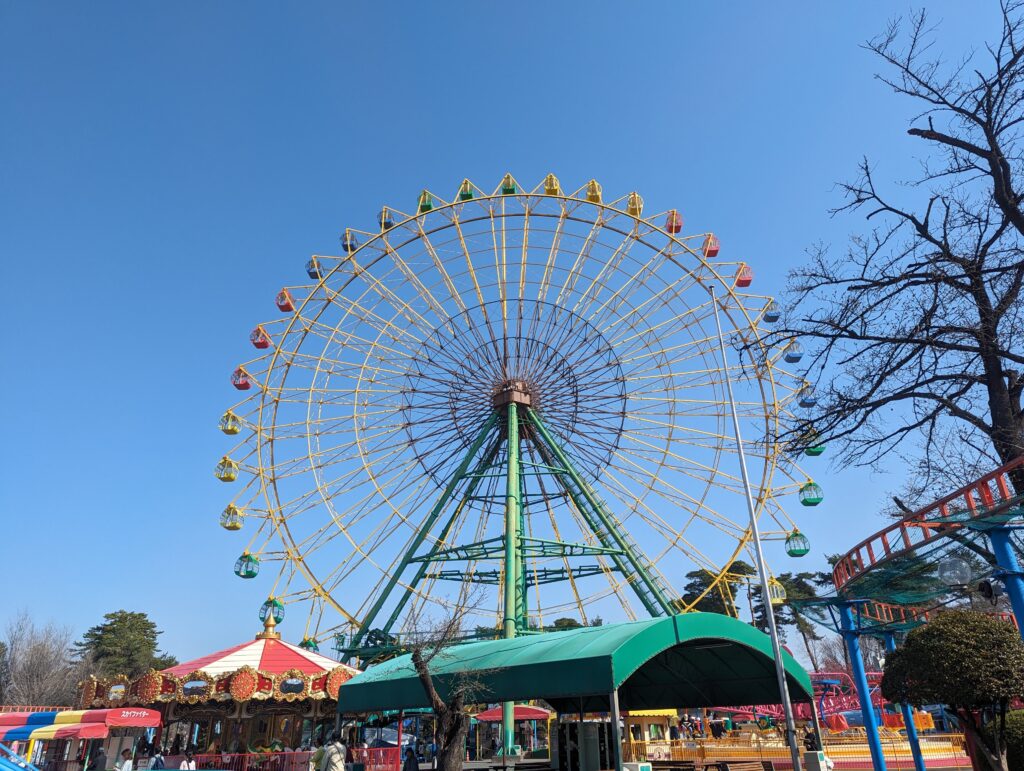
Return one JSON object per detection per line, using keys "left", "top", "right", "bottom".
{"left": 621, "top": 732, "right": 972, "bottom": 769}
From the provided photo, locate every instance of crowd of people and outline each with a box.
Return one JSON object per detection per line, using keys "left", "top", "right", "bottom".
{"left": 77, "top": 747, "right": 197, "bottom": 771}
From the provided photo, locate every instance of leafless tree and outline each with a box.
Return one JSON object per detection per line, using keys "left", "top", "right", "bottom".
{"left": 405, "top": 597, "right": 497, "bottom": 771}
{"left": 811, "top": 633, "right": 886, "bottom": 676}
{"left": 3, "top": 610, "right": 80, "bottom": 706}
{"left": 781, "top": 2, "right": 1024, "bottom": 497}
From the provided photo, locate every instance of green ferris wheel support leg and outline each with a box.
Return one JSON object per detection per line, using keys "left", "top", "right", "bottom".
{"left": 502, "top": 401, "right": 522, "bottom": 756}
{"left": 526, "top": 407, "right": 675, "bottom": 617}
{"left": 517, "top": 458, "right": 529, "bottom": 630}
{"left": 376, "top": 436, "right": 502, "bottom": 641}
{"left": 524, "top": 419, "right": 656, "bottom": 615}
{"left": 343, "top": 410, "right": 499, "bottom": 662}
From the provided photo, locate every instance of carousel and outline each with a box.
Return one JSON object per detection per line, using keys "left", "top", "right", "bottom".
{"left": 79, "top": 618, "right": 359, "bottom": 754}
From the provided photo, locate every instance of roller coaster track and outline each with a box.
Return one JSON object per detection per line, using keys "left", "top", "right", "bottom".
{"left": 833, "top": 457, "right": 1024, "bottom": 593}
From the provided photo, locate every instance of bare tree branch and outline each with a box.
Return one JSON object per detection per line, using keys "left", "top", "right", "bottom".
{"left": 4, "top": 610, "right": 80, "bottom": 706}
{"left": 776, "top": 3, "right": 1024, "bottom": 499}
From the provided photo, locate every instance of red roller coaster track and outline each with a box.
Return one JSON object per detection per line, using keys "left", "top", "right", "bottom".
{"left": 833, "top": 457, "right": 1024, "bottom": 593}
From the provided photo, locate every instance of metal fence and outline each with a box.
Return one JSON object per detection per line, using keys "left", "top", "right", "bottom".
{"left": 160, "top": 750, "right": 399, "bottom": 771}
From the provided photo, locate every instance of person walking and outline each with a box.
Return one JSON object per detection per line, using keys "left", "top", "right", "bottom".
{"left": 402, "top": 747, "right": 417, "bottom": 771}
{"left": 178, "top": 751, "right": 196, "bottom": 771}
{"left": 308, "top": 740, "right": 325, "bottom": 771}
{"left": 117, "top": 750, "right": 134, "bottom": 771}
{"left": 319, "top": 733, "right": 346, "bottom": 771}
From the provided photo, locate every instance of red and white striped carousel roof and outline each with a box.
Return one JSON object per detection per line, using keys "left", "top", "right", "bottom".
{"left": 163, "top": 636, "right": 356, "bottom": 678}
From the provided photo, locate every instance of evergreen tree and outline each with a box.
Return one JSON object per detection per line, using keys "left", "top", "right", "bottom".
{"left": 882, "top": 611, "right": 1024, "bottom": 771}
{"left": 74, "top": 611, "right": 177, "bottom": 678}
{"left": 680, "top": 560, "right": 756, "bottom": 615}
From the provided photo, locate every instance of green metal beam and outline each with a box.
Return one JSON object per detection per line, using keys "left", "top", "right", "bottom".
{"left": 518, "top": 460, "right": 529, "bottom": 630}
{"left": 411, "top": 535, "right": 624, "bottom": 562}
{"left": 424, "top": 569, "right": 504, "bottom": 584}
{"left": 526, "top": 407, "right": 676, "bottom": 616}
{"left": 503, "top": 401, "right": 521, "bottom": 639}
{"left": 528, "top": 565, "right": 608, "bottom": 585}
{"left": 426, "top": 566, "right": 610, "bottom": 586}
{"left": 373, "top": 434, "right": 503, "bottom": 641}
{"left": 342, "top": 411, "right": 499, "bottom": 662}
{"left": 502, "top": 401, "right": 521, "bottom": 754}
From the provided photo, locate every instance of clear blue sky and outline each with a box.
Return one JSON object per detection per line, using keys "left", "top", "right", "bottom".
{"left": 0, "top": 2, "right": 1004, "bottom": 663}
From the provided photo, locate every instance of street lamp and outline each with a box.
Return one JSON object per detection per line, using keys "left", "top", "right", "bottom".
{"left": 938, "top": 556, "right": 972, "bottom": 587}
{"left": 710, "top": 287, "right": 803, "bottom": 771}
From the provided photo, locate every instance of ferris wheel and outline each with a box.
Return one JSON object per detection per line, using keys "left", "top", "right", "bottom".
{"left": 214, "top": 174, "right": 823, "bottom": 659}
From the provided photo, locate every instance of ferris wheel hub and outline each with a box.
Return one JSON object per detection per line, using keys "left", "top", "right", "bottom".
{"left": 491, "top": 380, "right": 534, "bottom": 409}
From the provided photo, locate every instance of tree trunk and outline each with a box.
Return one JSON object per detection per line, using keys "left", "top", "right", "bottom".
{"left": 957, "top": 709, "right": 1008, "bottom": 771}
{"left": 971, "top": 281, "right": 1024, "bottom": 493}
{"left": 799, "top": 628, "right": 820, "bottom": 671}
{"left": 435, "top": 715, "right": 469, "bottom": 771}
{"left": 412, "top": 648, "right": 470, "bottom": 771}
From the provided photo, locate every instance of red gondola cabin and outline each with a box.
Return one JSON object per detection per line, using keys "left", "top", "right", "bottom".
{"left": 703, "top": 234, "right": 720, "bottom": 258}
{"left": 275, "top": 289, "right": 295, "bottom": 313}
{"left": 250, "top": 325, "right": 271, "bottom": 349}
{"left": 231, "top": 367, "right": 252, "bottom": 390}
{"left": 735, "top": 264, "right": 753, "bottom": 288}
{"left": 665, "top": 210, "right": 683, "bottom": 234}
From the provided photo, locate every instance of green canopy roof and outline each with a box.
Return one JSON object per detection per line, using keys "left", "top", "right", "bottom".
{"left": 338, "top": 613, "right": 812, "bottom": 714}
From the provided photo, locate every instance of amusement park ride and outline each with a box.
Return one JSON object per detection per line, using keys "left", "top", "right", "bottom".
{"left": 214, "top": 173, "right": 826, "bottom": 663}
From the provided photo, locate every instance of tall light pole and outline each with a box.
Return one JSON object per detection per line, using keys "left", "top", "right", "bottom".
{"left": 710, "top": 285, "right": 803, "bottom": 771}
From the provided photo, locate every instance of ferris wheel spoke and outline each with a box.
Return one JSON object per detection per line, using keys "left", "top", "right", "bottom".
{"left": 449, "top": 211, "right": 500, "bottom": 342}
{"left": 552, "top": 216, "right": 605, "bottom": 316}
{"left": 297, "top": 312, "right": 426, "bottom": 362}
{"left": 372, "top": 240, "right": 461, "bottom": 337}
{"left": 583, "top": 247, "right": 674, "bottom": 331}
{"left": 515, "top": 208, "right": 532, "bottom": 345}
{"left": 626, "top": 413, "right": 738, "bottom": 444}
{"left": 617, "top": 430, "right": 742, "bottom": 481}
{"left": 311, "top": 487, "right": 434, "bottom": 595}
{"left": 393, "top": 227, "right": 473, "bottom": 325}
{"left": 524, "top": 442, "right": 591, "bottom": 623}
{"left": 599, "top": 462, "right": 747, "bottom": 550}
{"left": 414, "top": 228, "right": 510, "bottom": 362}
{"left": 484, "top": 201, "right": 510, "bottom": 351}
{"left": 568, "top": 228, "right": 640, "bottom": 322}
{"left": 596, "top": 277, "right": 708, "bottom": 349}
{"left": 240, "top": 525, "right": 275, "bottom": 559}
{"left": 313, "top": 292, "right": 430, "bottom": 358}
{"left": 532, "top": 207, "right": 569, "bottom": 312}
{"left": 604, "top": 449, "right": 748, "bottom": 533}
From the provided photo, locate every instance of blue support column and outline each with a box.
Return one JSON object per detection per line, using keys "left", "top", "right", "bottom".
{"left": 883, "top": 632, "right": 925, "bottom": 771}
{"left": 839, "top": 604, "right": 886, "bottom": 771}
{"left": 988, "top": 526, "right": 1024, "bottom": 640}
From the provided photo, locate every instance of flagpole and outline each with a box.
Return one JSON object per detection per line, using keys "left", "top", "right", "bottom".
{"left": 710, "top": 285, "right": 803, "bottom": 771}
